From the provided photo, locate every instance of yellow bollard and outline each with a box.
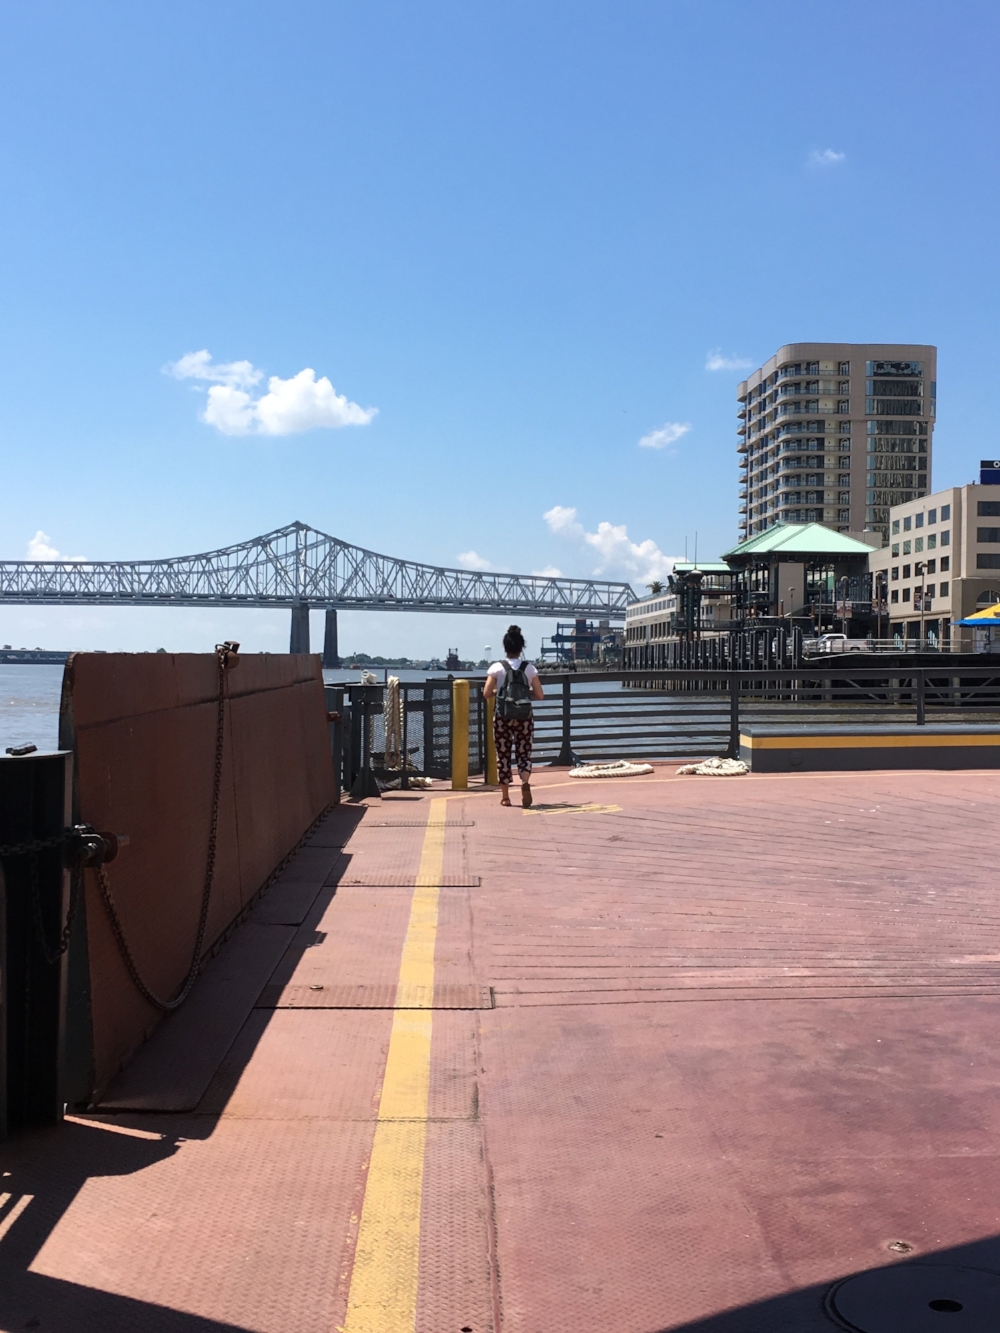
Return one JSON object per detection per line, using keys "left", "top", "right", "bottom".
{"left": 451, "top": 678, "right": 469, "bottom": 790}
{"left": 485, "top": 694, "right": 498, "bottom": 786}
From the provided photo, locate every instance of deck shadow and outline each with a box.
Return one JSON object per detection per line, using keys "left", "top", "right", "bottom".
{"left": 655, "top": 1233, "right": 1000, "bottom": 1333}
{"left": 0, "top": 1118, "right": 254, "bottom": 1331}
{"left": 0, "top": 806, "right": 375, "bottom": 1331}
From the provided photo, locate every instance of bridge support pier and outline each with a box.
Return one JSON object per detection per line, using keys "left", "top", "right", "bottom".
{"left": 290, "top": 603, "right": 310, "bottom": 654}
{"left": 323, "top": 608, "right": 340, "bottom": 668}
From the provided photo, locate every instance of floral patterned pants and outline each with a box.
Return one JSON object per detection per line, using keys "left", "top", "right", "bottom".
{"left": 493, "top": 714, "right": 534, "bottom": 785}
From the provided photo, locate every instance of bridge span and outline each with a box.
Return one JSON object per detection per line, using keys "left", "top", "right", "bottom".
{"left": 0, "top": 520, "right": 635, "bottom": 661}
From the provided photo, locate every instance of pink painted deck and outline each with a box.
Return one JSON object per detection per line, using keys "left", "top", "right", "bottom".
{"left": 3, "top": 766, "right": 1000, "bottom": 1331}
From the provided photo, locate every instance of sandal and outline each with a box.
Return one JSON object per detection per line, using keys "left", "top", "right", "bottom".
{"left": 500, "top": 796, "right": 512, "bottom": 807}
{"left": 521, "top": 782, "right": 532, "bottom": 808}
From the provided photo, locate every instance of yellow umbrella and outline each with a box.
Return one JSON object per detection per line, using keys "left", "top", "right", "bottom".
{"left": 956, "top": 601, "right": 1000, "bottom": 626}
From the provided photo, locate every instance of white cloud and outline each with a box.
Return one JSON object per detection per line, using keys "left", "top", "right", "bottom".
{"left": 165, "top": 350, "right": 377, "bottom": 437}
{"left": 705, "top": 349, "right": 752, "bottom": 372}
{"left": 27, "top": 531, "right": 85, "bottom": 561}
{"left": 810, "top": 148, "right": 845, "bottom": 167}
{"left": 532, "top": 565, "right": 563, "bottom": 578}
{"left": 457, "top": 550, "right": 494, "bottom": 571}
{"left": 543, "top": 507, "right": 678, "bottom": 584}
{"left": 543, "top": 505, "right": 585, "bottom": 537}
{"left": 638, "top": 421, "right": 691, "bottom": 451}
{"left": 166, "top": 349, "right": 262, "bottom": 389}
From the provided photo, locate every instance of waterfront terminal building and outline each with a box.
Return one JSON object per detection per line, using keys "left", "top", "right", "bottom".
{"left": 738, "top": 342, "right": 936, "bottom": 543}
{"left": 868, "top": 482, "right": 1000, "bottom": 650}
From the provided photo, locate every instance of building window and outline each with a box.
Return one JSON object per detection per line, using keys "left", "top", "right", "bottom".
{"left": 915, "top": 537, "right": 924, "bottom": 552}
{"left": 941, "top": 530, "right": 950, "bottom": 546}
{"left": 891, "top": 589, "right": 899, "bottom": 603}
{"left": 838, "top": 400, "right": 849, "bottom": 414}
{"left": 903, "top": 540, "right": 912, "bottom": 555}
{"left": 927, "top": 559, "right": 936, "bottom": 574}
{"left": 979, "top": 502, "right": 1000, "bottom": 517}
{"left": 903, "top": 588, "right": 911, "bottom": 601}
{"left": 891, "top": 566, "right": 899, "bottom": 580}
{"left": 892, "top": 519, "right": 900, "bottom": 534}
{"left": 928, "top": 508, "right": 937, "bottom": 524}
{"left": 902, "top": 564, "right": 911, "bottom": 578}
{"left": 839, "top": 361, "right": 850, "bottom": 375}
{"left": 927, "top": 533, "right": 937, "bottom": 550}
{"left": 978, "top": 527, "right": 1000, "bottom": 542}
{"left": 891, "top": 542, "right": 900, "bottom": 556}
{"left": 924, "top": 584, "right": 935, "bottom": 598}
{"left": 977, "top": 554, "right": 1000, "bottom": 569}
{"left": 903, "top": 516, "right": 912, "bottom": 531}
{"left": 941, "top": 504, "right": 951, "bottom": 520}
{"left": 915, "top": 513, "right": 924, "bottom": 529}
{"left": 940, "top": 581, "right": 949, "bottom": 596}
{"left": 839, "top": 474, "right": 851, "bottom": 486}
{"left": 940, "top": 556, "right": 950, "bottom": 572}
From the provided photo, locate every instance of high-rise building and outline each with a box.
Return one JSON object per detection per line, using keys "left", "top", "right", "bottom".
{"left": 737, "top": 343, "right": 936, "bottom": 542}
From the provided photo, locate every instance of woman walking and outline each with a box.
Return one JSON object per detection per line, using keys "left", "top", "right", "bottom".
{"left": 483, "top": 625, "right": 544, "bottom": 807}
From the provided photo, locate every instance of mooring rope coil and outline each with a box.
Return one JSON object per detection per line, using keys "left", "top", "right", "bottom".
{"left": 569, "top": 759, "right": 654, "bottom": 778}
{"left": 676, "top": 757, "right": 749, "bottom": 777}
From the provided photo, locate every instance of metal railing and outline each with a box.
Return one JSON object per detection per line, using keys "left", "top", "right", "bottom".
{"left": 328, "top": 665, "right": 1000, "bottom": 793}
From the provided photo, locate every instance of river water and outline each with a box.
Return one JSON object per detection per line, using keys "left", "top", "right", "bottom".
{"left": 0, "top": 664, "right": 482, "bottom": 753}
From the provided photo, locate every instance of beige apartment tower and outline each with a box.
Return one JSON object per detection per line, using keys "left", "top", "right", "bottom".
{"left": 737, "top": 343, "right": 936, "bottom": 542}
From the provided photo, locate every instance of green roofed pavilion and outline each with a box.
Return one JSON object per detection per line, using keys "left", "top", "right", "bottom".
{"left": 722, "top": 522, "right": 878, "bottom": 564}
{"left": 721, "top": 522, "right": 880, "bottom": 628}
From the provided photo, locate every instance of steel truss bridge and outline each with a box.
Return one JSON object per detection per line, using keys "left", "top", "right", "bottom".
{"left": 0, "top": 521, "right": 635, "bottom": 659}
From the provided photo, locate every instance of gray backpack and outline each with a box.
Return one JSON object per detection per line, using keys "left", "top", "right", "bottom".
{"left": 496, "top": 662, "right": 533, "bottom": 721}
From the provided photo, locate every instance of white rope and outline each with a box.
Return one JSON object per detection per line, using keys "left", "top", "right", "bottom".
{"left": 676, "top": 756, "right": 749, "bottom": 777}
{"left": 383, "top": 675, "right": 403, "bottom": 770}
{"left": 569, "top": 759, "right": 654, "bottom": 778}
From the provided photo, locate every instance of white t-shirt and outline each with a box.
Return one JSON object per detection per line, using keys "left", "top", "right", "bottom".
{"left": 488, "top": 657, "right": 538, "bottom": 690}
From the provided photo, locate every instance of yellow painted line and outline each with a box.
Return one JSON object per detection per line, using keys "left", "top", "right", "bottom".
{"left": 341, "top": 796, "right": 446, "bottom": 1333}
{"left": 741, "top": 732, "right": 1000, "bottom": 751}
{"left": 523, "top": 801, "right": 621, "bottom": 816}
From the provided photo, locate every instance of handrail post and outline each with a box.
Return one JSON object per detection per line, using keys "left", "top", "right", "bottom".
{"left": 451, "top": 678, "right": 469, "bottom": 789}
{"left": 916, "top": 671, "right": 926, "bottom": 726}
{"left": 324, "top": 685, "right": 344, "bottom": 803}
{"left": 726, "top": 669, "right": 740, "bottom": 758}
{"left": 555, "top": 677, "right": 576, "bottom": 766}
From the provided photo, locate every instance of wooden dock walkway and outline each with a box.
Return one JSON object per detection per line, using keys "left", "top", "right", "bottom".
{"left": 3, "top": 765, "right": 1000, "bottom": 1331}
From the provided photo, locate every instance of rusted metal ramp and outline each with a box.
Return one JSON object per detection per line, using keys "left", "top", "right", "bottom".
{"left": 4, "top": 768, "right": 1000, "bottom": 1331}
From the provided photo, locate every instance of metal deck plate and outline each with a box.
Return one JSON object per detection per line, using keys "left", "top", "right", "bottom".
{"left": 368, "top": 819, "right": 475, "bottom": 827}
{"left": 830, "top": 1264, "right": 1000, "bottom": 1332}
{"left": 255, "top": 982, "right": 494, "bottom": 1009}
{"left": 326, "top": 873, "right": 481, "bottom": 887}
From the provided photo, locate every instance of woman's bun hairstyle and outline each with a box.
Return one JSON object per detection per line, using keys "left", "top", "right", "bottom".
{"left": 503, "top": 624, "right": 526, "bottom": 657}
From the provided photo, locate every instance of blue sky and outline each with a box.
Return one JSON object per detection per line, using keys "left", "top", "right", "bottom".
{"left": 1, "top": 0, "right": 998, "bottom": 656}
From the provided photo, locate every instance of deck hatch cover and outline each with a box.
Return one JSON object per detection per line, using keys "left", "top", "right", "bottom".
{"left": 829, "top": 1264, "right": 1000, "bottom": 1332}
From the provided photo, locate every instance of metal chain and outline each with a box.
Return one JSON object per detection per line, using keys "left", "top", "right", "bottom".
{"left": 92, "top": 644, "right": 234, "bottom": 1012}
{"left": 0, "top": 831, "right": 76, "bottom": 859}
{"left": 30, "top": 855, "right": 84, "bottom": 964}
{"left": 0, "top": 828, "right": 88, "bottom": 964}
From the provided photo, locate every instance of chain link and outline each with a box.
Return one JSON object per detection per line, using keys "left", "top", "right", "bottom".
{"left": 0, "top": 831, "right": 76, "bottom": 859}
{"left": 92, "top": 644, "right": 233, "bottom": 1011}
{"left": 0, "top": 828, "right": 91, "bottom": 963}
